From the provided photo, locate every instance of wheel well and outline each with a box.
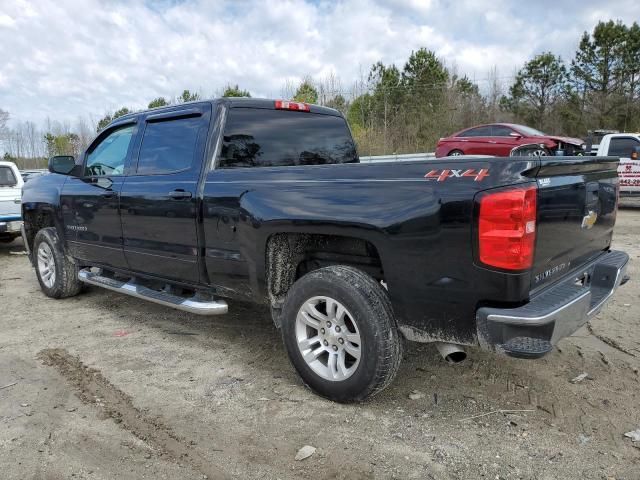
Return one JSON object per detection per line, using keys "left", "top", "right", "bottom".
{"left": 265, "top": 233, "right": 383, "bottom": 310}
{"left": 23, "top": 209, "right": 55, "bottom": 253}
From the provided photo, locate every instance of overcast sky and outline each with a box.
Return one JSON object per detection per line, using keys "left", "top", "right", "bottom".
{"left": 1, "top": 0, "right": 638, "bottom": 126}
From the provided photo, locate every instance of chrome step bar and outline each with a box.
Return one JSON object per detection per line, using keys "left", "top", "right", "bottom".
{"left": 78, "top": 269, "right": 228, "bottom": 315}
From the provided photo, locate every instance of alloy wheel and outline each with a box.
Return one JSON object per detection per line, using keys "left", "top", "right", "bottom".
{"left": 295, "top": 296, "right": 362, "bottom": 381}
{"left": 37, "top": 242, "right": 56, "bottom": 288}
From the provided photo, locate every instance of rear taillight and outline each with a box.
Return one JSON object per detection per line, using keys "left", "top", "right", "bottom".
{"left": 478, "top": 186, "right": 537, "bottom": 270}
{"left": 275, "top": 100, "right": 310, "bottom": 112}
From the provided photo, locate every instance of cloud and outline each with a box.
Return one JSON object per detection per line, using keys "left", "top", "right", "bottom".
{"left": 0, "top": 0, "right": 637, "bottom": 126}
{"left": 0, "top": 13, "right": 17, "bottom": 28}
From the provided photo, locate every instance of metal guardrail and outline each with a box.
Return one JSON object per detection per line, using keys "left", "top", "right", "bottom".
{"left": 359, "top": 152, "right": 435, "bottom": 163}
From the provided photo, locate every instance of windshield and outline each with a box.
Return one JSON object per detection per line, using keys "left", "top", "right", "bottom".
{"left": 511, "top": 124, "right": 547, "bottom": 136}
{"left": 0, "top": 166, "right": 17, "bottom": 187}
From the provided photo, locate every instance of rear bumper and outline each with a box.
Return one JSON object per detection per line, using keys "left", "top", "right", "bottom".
{"left": 0, "top": 215, "right": 22, "bottom": 235}
{"left": 477, "top": 250, "right": 629, "bottom": 358}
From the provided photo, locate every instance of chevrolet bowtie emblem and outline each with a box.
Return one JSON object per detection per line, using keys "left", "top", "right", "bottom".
{"left": 581, "top": 210, "right": 598, "bottom": 229}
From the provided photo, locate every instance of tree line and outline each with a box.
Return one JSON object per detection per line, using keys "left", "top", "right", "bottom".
{"left": 0, "top": 86, "right": 251, "bottom": 168}
{"left": 342, "top": 19, "right": 640, "bottom": 155}
{"left": 1, "top": 19, "right": 638, "bottom": 166}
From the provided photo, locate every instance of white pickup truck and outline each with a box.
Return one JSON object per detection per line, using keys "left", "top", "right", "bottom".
{"left": 0, "top": 160, "right": 24, "bottom": 243}
{"left": 596, "top": 133, "right": 640, "bottom": 195}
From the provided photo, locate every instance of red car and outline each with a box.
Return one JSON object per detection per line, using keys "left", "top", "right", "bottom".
{"left": 435, "top": 123, "right": 585, "bottom": 157}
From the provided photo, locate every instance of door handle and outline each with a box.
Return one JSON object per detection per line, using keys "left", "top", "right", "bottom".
{"left": 168, "top": 190, "right": 192, "bottom": 200}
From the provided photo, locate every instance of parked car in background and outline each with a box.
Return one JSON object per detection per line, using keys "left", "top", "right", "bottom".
{"left": 0, "top": 160, "right": 24, "bottom": 243}
{"left": 595, "top": 133, "right": 640, "bottom": 195}
{"left": 20, "top": 169, "right": 48, "bottom": 182}
{"left": 435, "top": 123, "right": 586, "bottom": 158}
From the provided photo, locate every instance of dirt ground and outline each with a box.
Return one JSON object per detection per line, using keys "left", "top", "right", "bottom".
{"left": 1, "top": 208, "right": 639, "bottom": 480}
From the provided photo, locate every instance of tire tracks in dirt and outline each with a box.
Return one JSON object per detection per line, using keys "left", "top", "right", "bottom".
{"left": 587, "top": 322, "right": 637, "bottom": 357}
{"left": 38, "top": 348, "right": 228, "bottom": 480}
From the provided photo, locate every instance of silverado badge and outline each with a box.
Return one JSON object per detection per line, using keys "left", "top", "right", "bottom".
{"left": 581, "top": 210, "right": 598, "bottom": 229}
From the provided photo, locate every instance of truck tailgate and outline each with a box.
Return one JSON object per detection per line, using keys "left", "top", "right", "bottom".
{"left": 531, "top": 157, "right": 619, "bottom": 292}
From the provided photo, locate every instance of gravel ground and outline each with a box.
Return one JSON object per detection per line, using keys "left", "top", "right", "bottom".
{"left": 1, "top": 208, "right": 639, "bottom": 479}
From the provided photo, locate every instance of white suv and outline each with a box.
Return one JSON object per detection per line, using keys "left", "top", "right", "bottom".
{"left": 0, "top": 161, "right": 24, "bottom": 243}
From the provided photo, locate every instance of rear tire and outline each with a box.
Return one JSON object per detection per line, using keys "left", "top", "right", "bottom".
{"left": 448, "top": 149, "right": 464, "bottom": 156}
{"left": 33, "top": 227, "right": 83, "bottom": 299}
{"left": 280, "top": 265, "right": 403, "bottom": 402}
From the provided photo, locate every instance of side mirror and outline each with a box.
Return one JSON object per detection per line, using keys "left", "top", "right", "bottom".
{"left": 48, "top": 155, "right": 76, "bottom": 175}
{"left": 631, "top": 146, "right": 640, "bottom": 160}
{"left": 509, "top": 132, "right": 522, "bottom": 138}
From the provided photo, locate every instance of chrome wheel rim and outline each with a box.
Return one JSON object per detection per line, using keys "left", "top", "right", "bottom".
{"left": 450, "top": 151, "right": 462, "bottom": 156}
{"left": 37, "top": 242, "right": 56, "bottom": 288}
{"left": 295, "top": 296, "right": 362, "bottom": 382}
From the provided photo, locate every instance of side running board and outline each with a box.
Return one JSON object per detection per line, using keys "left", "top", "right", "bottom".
{"left": 78, "top": 269, "right": 228, "bottom": 315}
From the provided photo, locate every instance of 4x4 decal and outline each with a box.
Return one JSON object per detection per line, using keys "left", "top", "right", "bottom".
{"left": 424, "top": 168, "right": 489, "bottom": 182}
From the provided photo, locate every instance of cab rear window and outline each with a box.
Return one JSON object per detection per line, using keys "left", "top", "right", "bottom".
{"left": 0, "top": 166, "right": 17, "bottom": 186}
{"left": 217, "top": 108, "right": 358, "bottom": 168}
{"left": 608, "top": 137, "right": 640, "bottom": 157}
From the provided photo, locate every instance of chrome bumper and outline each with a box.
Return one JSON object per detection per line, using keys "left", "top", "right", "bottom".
{"left": 477, "top": 250, "right": 629, "bottom": 357}
{"left": 0, "top": 218, "right": 22, "bottom": 234}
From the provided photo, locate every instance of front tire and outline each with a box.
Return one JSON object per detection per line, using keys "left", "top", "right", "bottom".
{"left": 448, "top": 149, "right": 464, "bottom": 156}
{"left": 33, "top": 227, "right": 82, "bottom": 299}
{"left": 280, "top": 266, "right": 403, "bottom": 402}
{"left": 534, "top": 148, "right": 551, "bottom": 156}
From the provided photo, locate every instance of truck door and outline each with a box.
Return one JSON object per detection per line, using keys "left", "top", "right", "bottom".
{"left": 490, "top": 125, "right": 521, "bottom": 156}
{"left": 62, "top": 121, "right": 137, "bottom": 269}
{"left": 119, "top": 105, "right": 212, "bottom": 284}
{"left": 463, "top": 125, "right": 493, "bottom": 155}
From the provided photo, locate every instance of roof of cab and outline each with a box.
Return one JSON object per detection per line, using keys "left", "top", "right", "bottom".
{"left": 224, "top": 97, "right": 342, "bottom": 116}
{"left": 110, "top": 97, "right": 342, "bottom": 126}
{"left": 0, "top": 160, "right": 19, "bottom": 169}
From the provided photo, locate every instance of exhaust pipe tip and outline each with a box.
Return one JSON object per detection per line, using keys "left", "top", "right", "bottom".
{"left": 435, "top": 342, "right": 467, "bottom": 364}
{"left": 443, "top": 350, "right": 467, "bottom": 364}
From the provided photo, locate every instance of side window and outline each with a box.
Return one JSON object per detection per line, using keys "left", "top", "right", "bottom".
{"left": 608, "top": 137, "right": 640, "bottom": 157}
{"left": 136, "top": 116, "right": 202, "bottom": 175}
{"left": 86, "top": 125, "right": 135, "bottom": 176}
{"left": 459, "top": 126, "right": 492, "bottom": 137}
{"left": 217, "top": 109, "right": 357, "bottom": 168}
{"left": 0, "top": 166, "right": 17, "bottom": 186}
{"left": 492, "top": 126, "right": 514, "bottom": 136}
{"left": 457, "top": 128, "right": 475, "bottom": 137}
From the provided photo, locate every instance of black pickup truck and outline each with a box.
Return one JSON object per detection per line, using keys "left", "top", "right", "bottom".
{"left": 22, "top": 98, "right": 629, "bottom": 402}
